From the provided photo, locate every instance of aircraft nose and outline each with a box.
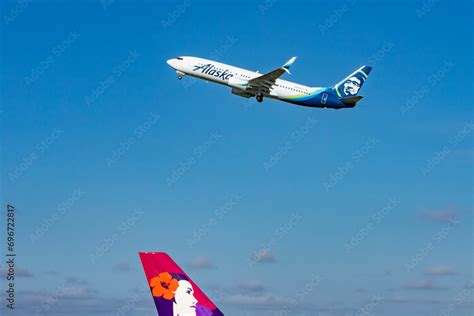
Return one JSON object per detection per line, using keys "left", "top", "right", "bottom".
{"left": 167, "top": 58, "right": 176, "bottom": 68}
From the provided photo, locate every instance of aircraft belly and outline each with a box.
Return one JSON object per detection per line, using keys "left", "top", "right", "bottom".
{"left": 285, "top": 96, "right": 345, "bottom": 109}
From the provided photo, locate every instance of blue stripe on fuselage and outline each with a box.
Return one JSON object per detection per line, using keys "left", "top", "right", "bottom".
{"left": 280, "top": 88, "right": 349, "bottom": 108}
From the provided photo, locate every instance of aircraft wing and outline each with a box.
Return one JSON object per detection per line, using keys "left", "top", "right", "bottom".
{"left": 248, "top": 56, "right": 297, "bottom": 94}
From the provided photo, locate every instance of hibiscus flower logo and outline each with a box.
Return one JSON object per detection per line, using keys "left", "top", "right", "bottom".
{"left": 150, "top": 272, "right": 179, "bottom": 300}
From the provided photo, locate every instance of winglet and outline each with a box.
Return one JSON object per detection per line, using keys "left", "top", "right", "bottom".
{"left": 282, "top": 56, "right": 297, "bottom": 74}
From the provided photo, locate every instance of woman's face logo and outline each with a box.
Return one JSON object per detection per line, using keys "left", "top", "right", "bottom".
{"left": 343, "top": 77, "right": 361, "bottom": 95}
{"left": 173, "top": 280, "right": 198, "bottom": 316}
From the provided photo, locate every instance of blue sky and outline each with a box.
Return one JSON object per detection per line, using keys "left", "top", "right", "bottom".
{"left": 1, "top": 0, "right": 473, "bottom": 315}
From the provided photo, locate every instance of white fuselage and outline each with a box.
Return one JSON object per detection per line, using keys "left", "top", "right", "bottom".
{"left": 167, "top": 56, "right": 321, "bottom": 101}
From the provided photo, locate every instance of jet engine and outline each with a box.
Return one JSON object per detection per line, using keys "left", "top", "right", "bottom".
{"left": 231, "top": 88, "right": 253, "bottom": 98}
{"left": 228, "top": 77, "right": 248, "bottom": 90}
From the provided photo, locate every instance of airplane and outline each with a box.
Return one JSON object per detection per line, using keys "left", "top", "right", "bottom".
{"left": 166, "top": 56, "right": 372, "bottom": 109}
{"left": 139, "top": 252, "right": 224, "bottom": 316}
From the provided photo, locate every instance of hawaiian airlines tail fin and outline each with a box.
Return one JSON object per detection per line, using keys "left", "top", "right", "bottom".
{"left": 139, "top": 252, "right": 224, "bottom": 316}
{"left": 333, "top": 65, "right": 372, "bottom": 100}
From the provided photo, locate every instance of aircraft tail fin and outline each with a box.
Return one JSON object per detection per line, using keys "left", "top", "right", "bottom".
{"left": 333, "top": 65, "right": 372, "bottom": 98}
{"left": 139, "top": 252, "right": 224, "bottom": 316}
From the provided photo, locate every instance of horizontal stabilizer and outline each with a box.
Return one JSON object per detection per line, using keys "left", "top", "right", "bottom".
{"left": 340, "top": 95, "right": 364, "bottom": 105}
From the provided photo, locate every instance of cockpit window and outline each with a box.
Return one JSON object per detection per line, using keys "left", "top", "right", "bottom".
{"left": 177, "top": 57, "right": 184, "bottom": 60}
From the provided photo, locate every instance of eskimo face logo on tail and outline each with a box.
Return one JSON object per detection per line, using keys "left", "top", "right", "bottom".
{"left": 193, "top": 64, "right": 234, "bottom": 80}
{"left": 343, "top": 77, "right": 361, "bottom": 95}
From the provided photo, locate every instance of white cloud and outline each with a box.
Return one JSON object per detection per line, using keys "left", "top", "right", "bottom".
{"left": 223, "top": 293, "right": 296, "bottom": 308}
{"left": 421, "top": 209, "right": 457, "bottom": 223}
{"left": 238, "top": 281, "right": 266, "bottom": 293}
{"left": 0, "top": 267, "right": 34, "bottom": 278}
{"left": 113, "top": 262, "right": 132, "bottom": 272}
{"left": 252, "top": 249, "right": 276, "bottom": 264}
{"left": 188, "top": 256, "right": 215, "bottom": 269}
{"left": 424, "top": 266, "right": 457, "bottom": 276}
{"left": 403, "top": 280, "right": 444, "bottom": 290}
